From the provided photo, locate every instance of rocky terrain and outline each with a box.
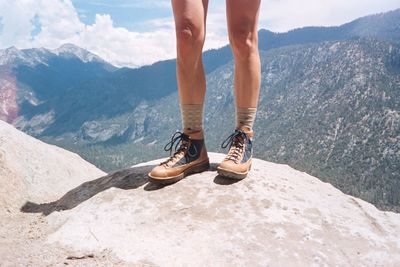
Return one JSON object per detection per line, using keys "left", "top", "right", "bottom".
{"left": 1, "top": 121, "right": 400, "bottom": 266}
{"left": 0, "top": 9, "right": 399, "bottom": 212}
{"left": 0, "top": 120, "right": 105, "bottom": 213}
{"left": 0, "top": 120, "right": 112, "bottom": 265}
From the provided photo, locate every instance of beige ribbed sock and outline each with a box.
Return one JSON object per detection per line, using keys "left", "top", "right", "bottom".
{"left": 180, "top": 104, "right": 204, "bottom": 133}
{"left": 236, "top": 107, "right": 257, "bottom": 131}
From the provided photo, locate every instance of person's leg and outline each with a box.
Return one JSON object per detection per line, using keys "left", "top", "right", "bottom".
{"left": 173, "top": 0, "right": 208, "bottom": 134}
{"left": 148, "top": 0, "right": 210, "bottom": 184}
{"left": 217, "top": 0, "right": 261, "bottom": 180}
{"left": 227, "top": 0, "right": 261, "bottom": 132}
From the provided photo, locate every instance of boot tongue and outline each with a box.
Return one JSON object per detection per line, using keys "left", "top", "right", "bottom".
{"left": 182, "top": 133, "right": 190, "bottom": 142}
{"left": 161, "top": 133, "right": 191, "bottom": 167}
{"left": 233, "top": 130, "right": 245, "bottom": 144}
{"left": 180, "top": 134, "right": 191, "bottom": 149}
{"left": 235, "top": 127, "right": 253, "bottom": 138}
{"left": 229, "top": 133, "right": 246, "bottom": 162}
{"left": 170, "top": 135, "right": 192, "bottom": 163}
{"left": 234, "top": 134, "right": 244, "bottom": 142}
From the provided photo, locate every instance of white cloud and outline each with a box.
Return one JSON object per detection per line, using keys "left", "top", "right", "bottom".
{"left": 0, "top": 1, "right": 38, "bottom": 48}
{"left": 0, "top": 0, "right": 177, "bottom": 67}
{"left": 76, "top": 14, "right": 176, "bottom": 67}
{"left": 0, "top": 0, "right": 398, "bottom": 67}
{"left": 0, "top": 0, "right": 85, "bottom": 48}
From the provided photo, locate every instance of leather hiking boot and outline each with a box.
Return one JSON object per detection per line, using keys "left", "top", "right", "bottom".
{"left": 217, "top": 129, "right": 253, "bottom": 179}
{"left": 148, "top": 131, "right": 210, "bottom": 184}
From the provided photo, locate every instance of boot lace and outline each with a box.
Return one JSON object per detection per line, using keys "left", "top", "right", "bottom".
{"left": 161, "top": 131, "right": 193, "bottom": 166}
{"left": 221, "top": 130, "right": 249, "bottom": 164}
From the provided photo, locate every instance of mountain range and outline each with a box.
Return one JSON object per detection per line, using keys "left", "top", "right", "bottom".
{"left": 0, "top": 9, "right": 399, "bottom": 211}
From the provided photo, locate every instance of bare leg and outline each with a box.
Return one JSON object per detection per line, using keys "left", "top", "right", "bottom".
{"left": 172, "top": 0, "right": 208, "bottom": 105}
{"left": 216, "top": 0, "right": 261, "bottom": 179}
{"left": 226, "top": 0, "right": 261, "bottom": 109}
{"left": 148, "top": 0, "right": 210, "bottom": 183}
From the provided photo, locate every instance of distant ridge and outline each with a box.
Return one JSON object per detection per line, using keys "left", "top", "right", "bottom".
{"left": 0, "top": 43, "right": 112, "bottom": 67}
{"left": 53, "top": 43, "right": 108, "bottom": 64}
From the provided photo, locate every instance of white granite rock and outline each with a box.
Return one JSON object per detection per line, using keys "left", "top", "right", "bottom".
{"left": 0, "top": 120, "right": 106, "bottom": 213}
{"left": 46, "top": 153, "right": 400, "bottom": 266}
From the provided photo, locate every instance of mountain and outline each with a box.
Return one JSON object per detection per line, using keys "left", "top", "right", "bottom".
{"left": 0, "top": 9, "right": 400, "bottom": 212}
{"left": 0, "top": 44, "right": 116, "bottom": 126}
{"left": 0, "top": 43, "right": 110, "bottom": 67}
{"left": 5, "top": 9, "right": 400, "bottom": 130}
{"left": 1, "top": 124, "right": 399, "bottom": 265}
{"left": 258, "top": 8, "right": 400, "bottom": 51}
{"left": 54, "top": 44, "right": 108, "bottom": 64}
{"left": 206, "top": 38, "right": 400, "bottom": 212}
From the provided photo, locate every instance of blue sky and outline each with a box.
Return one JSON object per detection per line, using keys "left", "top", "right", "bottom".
{"left": 72, "top": 0, "right": 174, "bottom": 32}
{"left": 71, "top": 0, "right": 231, "bottom": 32}
{"left": 0, "top": 0, "right": 399, "bottom": 67}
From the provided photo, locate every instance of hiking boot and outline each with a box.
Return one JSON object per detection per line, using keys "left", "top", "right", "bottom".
{"left": 148, "top": 130, "right": 210, "bottom": 184}
{"left": 217, "top": 129, "right": 253, "bottom": 179}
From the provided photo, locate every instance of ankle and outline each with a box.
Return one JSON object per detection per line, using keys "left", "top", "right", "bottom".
{"left": 183, "top": 129, "right": 204, "bottom": 140}
{"left": 235, "top": 127, "right": 254, "bottom": 138}
{"left": 236, "top": 107, "right": 257, "bottom": 131}
{"left": 181, "top": 103, "right": 204, "bottom": 134}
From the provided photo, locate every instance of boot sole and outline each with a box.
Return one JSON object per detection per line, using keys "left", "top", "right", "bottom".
{"left": 217, "top": 163, "right": 252, "bottom": 180}
{"left": 148, "top": 160, "right": 210, "bottom": 185}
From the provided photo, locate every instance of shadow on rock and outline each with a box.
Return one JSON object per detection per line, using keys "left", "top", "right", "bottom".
{"left": 210, "top": 162, "right": 242, "bottom": 185}
{"left": 209, "top": 162, "right": 219, "bottom": 172}
{"left": 143, "top": 182, "right": 167, "bottom": 191}
{"left": 213, "top": 175, "right": 242, "bottom": 185}
{"left": 144, "top": 162, "right": 220, "bottom": 190}
{"left": 20, "top": 164, "right": 156, "bottom": 216}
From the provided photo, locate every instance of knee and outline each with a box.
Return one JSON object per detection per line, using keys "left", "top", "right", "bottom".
{"left": 229, "top": 27, "right": 258, "bottom": 59}
{"left": 175, "top": 19, "right": 205, "bottom": 52}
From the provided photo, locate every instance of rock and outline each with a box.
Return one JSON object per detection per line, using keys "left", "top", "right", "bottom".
{"left": 43, "top": 154, "right": 400, "bottom": 266}
{"left": 0, "top": 120, "right": 105, "bottom": 213}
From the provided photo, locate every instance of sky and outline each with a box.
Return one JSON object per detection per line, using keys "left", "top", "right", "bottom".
{"left": 0, "top": 0, "right": 399, "bottom": 67}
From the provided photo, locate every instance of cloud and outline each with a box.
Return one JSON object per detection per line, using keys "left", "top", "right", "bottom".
{"left": 76, "top": 14, "right": 176, "bottom": 67}
{"left": 0, "top": 0, "right": 177, "bottom": 67}
{"left": 0, "top": 17, "right": 3, "bottom": 35}
{"left": 0, "top": 0, "right": 84, "bottom": 48}
{"left": 0, "top": 0, "right": 398, "bottom": 67}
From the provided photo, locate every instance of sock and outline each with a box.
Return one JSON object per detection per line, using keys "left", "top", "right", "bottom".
{"left": 236, "top": 107, "right": 257, "bottom": 132}
{"left": 180, "top": 104, "right": 204, "bottom": 134}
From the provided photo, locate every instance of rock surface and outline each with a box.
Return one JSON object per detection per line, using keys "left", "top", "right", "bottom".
{"left": 1, "top": 121, "right": 400, "bottom": 266}
{"left": 0, "top": 119, "right": 105, "bottom": 212}
{"left": 0, "top": 121, "right": 115, "bottom": 266}
{"left": 42, "top": 154, "right": 400, "bottom": 266}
